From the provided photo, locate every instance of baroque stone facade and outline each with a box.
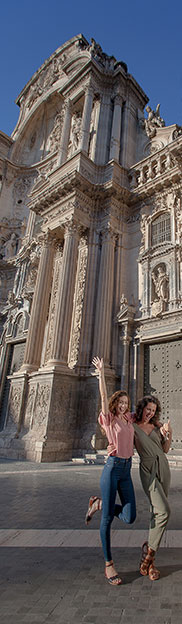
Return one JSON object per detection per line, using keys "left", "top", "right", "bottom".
{"left": 0, "top": 34, "right": 182, "bottom": 461}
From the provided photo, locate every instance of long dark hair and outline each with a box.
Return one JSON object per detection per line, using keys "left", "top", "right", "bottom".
{"left": 135, "top": 395, "right": 161, "bottom": 426}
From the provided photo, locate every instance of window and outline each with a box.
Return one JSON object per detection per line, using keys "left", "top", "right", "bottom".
{"left": 151, "top": 213, "right": 171, "bottom": 246}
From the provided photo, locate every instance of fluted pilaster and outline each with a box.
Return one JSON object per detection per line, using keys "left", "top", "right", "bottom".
{"left": 121, "top": 100, "right": 137, "bottom": 168}
{"left": 92, "top": 225, "right": 116, "bottom": 366}
{"left": 80, "top": 87, "right": 94, "bottom": 154}
{"left": 47, "top": 221, "right": 80, "bottom": 366}
{"left": 73, "top": 229, "right": 100, "bottom": 369}
{"left": 109, "top": 94, "right": 123, "bottom": 161}
{"left": 20, "top": 233, "right": 56, "bottom": 372}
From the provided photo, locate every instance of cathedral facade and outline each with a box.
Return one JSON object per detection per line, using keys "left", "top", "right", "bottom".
{"left": 0, "top": 34, "right": 182, "bottom": 461}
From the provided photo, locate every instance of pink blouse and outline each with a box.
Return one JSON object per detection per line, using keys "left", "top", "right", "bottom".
{"left": 98, "top": 410, "right": 134, "bottom": 459}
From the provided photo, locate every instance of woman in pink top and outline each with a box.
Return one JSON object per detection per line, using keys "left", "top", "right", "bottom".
{"left": 85, "top": 356, "right": 136, "bottom": 585}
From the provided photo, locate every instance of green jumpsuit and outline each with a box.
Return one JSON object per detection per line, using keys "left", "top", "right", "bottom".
{"left": 133, "top": 424, "right": 171, "bottom": 551}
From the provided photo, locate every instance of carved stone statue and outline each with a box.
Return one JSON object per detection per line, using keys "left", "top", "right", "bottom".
{"left": 3, "top": 233, "right": 17, "bottom": 259}
{"left": 145, "top": 104, "right": 165, "bottom": 139}
{"left": 49, "top": 112, "right": 63, "bottom": 152}
{"left": 68, "top": 113, "right": 82, "bottom": 156}
{"left": 151, "top": 264, "right": 169, "bottom": 316}
{"left": 88, "top": 38, "right": 115, "bottom": 70}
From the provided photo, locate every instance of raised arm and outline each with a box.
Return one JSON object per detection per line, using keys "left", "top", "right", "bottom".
{"left": 92, "top": 356, "right": 108, "bottom": 415}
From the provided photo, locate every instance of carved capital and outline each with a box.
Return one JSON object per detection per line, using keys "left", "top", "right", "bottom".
{"left": 63, "top": 218, "right": 84, "bottom": 238}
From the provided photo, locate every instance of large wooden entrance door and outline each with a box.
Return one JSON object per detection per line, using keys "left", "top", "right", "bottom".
{"left": 144, "top": 340, "right": 182, "bottom": 447}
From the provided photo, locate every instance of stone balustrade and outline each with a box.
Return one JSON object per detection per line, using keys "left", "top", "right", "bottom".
{"left": 129, "top": 149, "right": 177, "bottom": 190}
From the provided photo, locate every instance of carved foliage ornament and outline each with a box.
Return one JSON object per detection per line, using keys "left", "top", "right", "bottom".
{"left": 68, "top": 238, "right": 88, "bottom": 368}
{"left": 44, "top": 250, "right": 63, "bottom": 362}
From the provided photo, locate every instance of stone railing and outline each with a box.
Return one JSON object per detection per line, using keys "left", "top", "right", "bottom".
{"left": 129, "top": 150, "right": 177, "bottom": 190}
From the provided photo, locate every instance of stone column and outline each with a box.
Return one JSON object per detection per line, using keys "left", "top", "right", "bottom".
{"left": 109, "top": 94, "right": 123, "bottom": 161}
{"left": 57, "top": 99, "right": 72, "bottom": 166}
{"left": 121, "top": 100, "right": 137, "bottom": 168}
{"left": 80, "top": 87, "right": 94, "bottom": 154}
{"left": 111, "top": 232, "right": 123, "bottom": 369}
{"left": 95, "top": 92, "right": 112, "bottom": 164}
{"left": 47, "top": 221, "right": 80, "bottom": 367}
{"left": 89, "top": 97, "right": 101, "bottom": 161}
{"left": 25, "top": 210, "right": 36, "bottom": 238}
{"left": 92, "top": 225, "right": 116, "bottom": 367}
{"left": 20, "top": 233, "right": 56, "bottom": 373}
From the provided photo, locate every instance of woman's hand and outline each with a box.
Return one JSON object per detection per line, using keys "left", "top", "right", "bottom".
{"left": 160, "top": 420, "right": 172, "bottom": 453}
{"left": 92, "top": 356, "right": 104, "bottom": 373}
{"left": 160, "top": 420, "right": 172, "bottom": 439}
{"left": 107, "top": 443, "right": 115, "bottom": 455}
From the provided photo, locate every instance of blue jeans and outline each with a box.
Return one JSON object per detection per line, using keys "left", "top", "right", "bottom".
{"left": 100, "top": 456, "right": 136, "bottom": 561}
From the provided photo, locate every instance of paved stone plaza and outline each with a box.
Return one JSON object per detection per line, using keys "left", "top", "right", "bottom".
{"left": 0, "top": 459, "right": 182, "bottom": 624}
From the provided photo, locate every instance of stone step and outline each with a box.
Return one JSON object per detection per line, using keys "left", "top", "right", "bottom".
{"left": 72, "top": 450, "right": 182, "bottom": 468}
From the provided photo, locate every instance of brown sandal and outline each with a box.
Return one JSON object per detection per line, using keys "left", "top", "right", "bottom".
{"left": 140, "top": 542, "right": 160, "bottom": 580}
{"left": 148, "top": 560, "right": 160, "bottom": 581}
{"left": 105, "top": 561, "right": 122, "bottom": 586}
{"left": 85, "top": 496, "right": 102, "bottom": 525}
{"left": 140, "top": 541, "right": 150, "bottom": 576}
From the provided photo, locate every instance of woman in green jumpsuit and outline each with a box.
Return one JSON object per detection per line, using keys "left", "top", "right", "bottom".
{"left": 133, "top": 395, "right": 172, "bottom": 581}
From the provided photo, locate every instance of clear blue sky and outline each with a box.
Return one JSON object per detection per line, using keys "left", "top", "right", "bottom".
{"left": 1, "top": 0, "right": 182, "bottom": 136}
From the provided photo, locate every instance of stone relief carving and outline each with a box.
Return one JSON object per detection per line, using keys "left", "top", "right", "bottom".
{"left": 31, "top": 384, "right": 51, "bottom": 429}
{"left": 7, "top": 385, "right": 22, "bottom": 427}
{"left": 175, "top": 198, "right": 182, "bottom": 242}
{"left": 22, "top": 250, "right": 40, "bottom": 301}
{"left": 151, "top": 263, "right": 169, "bottom": 316}
{"left": 69, "top": 238, "right": 88, "bottom": 368}
{"left": 145, "top": 104, "right": 165, "bottom": 139}
{"left": 44, "top": 249, "right": 63, "bottom": 363}
{"left": 24, "top": 386, "right": 36, "bottom": 427}
{"left": 13, "top": 176, "right": 32, "bottom": 205}
{"left": 26, "top": 57, "right": 64, "bottom": 110}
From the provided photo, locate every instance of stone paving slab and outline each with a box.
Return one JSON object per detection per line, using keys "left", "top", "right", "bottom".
{"left": 0, "top": 460, "right": 181, "bottom": 623}
{"left": 0, "top": 547, "right": 182, "bottom": 624}
{"left": 0, "top": 528, "right": 182, "bottom": 547}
